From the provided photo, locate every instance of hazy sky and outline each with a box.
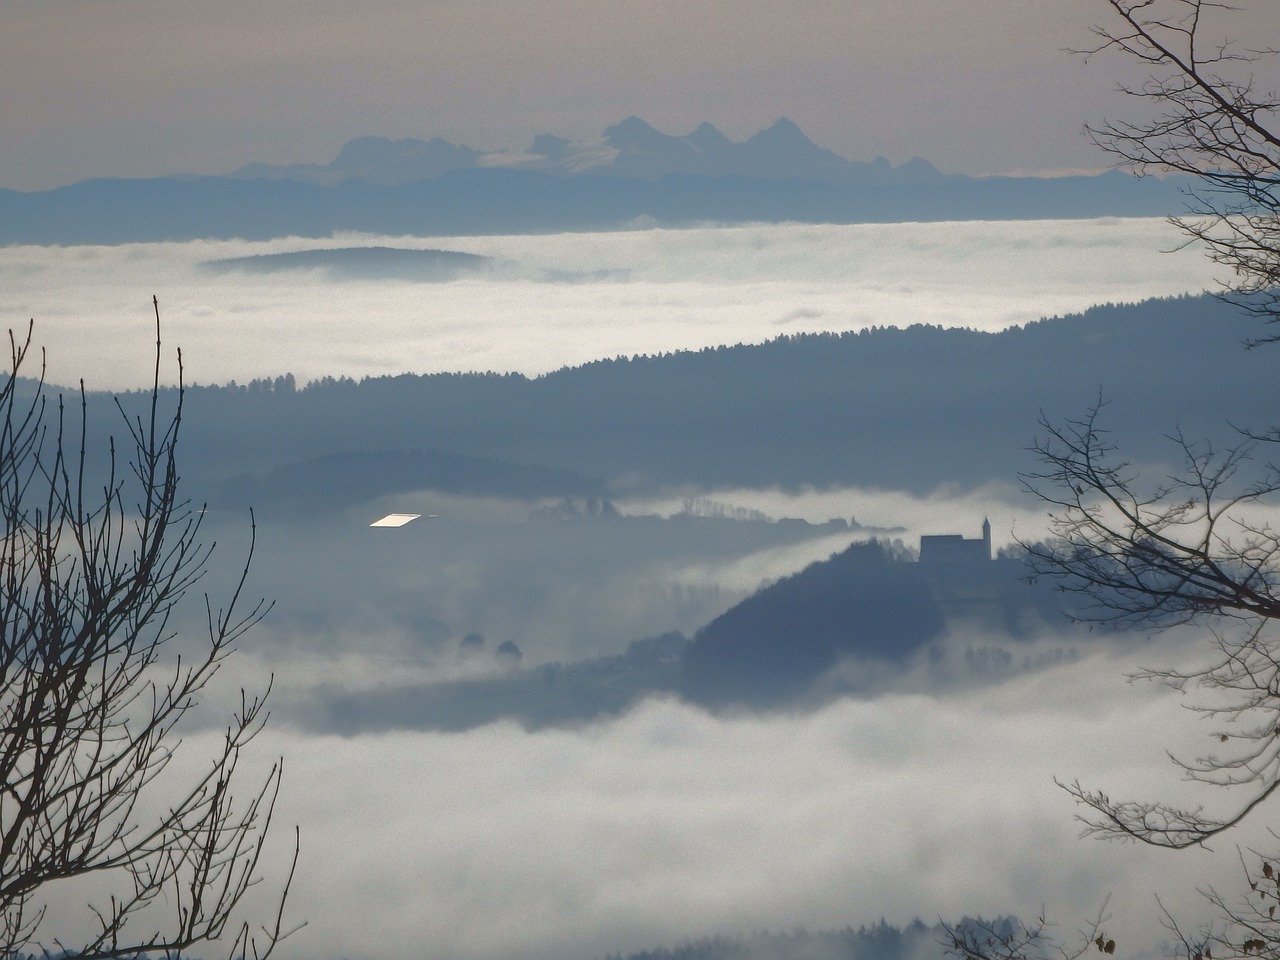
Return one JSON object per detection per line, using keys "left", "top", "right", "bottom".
{"left": 6, "top": 0, "right": 1280, "bottom": 191}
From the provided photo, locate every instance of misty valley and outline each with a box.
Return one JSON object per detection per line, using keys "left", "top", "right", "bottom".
{"left": 2, "top": 215, "right": 1267, "bottom": 960}
{"left": 90, "top": 288, "right": 1260, "bottom": 737}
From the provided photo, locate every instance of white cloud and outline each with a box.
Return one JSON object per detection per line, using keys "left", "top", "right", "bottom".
{"left": 112, "top": 628, "right": 1262, "bottom": 960}
{"left": 619, "top": 480, "right": 1052, "bottom": 554}
{"left": 0, "top": 219, "right": 1225, "bottom": 391}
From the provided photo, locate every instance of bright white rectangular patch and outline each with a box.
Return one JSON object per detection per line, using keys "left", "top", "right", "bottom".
{"left": 369, "top": 513, "right": 421, "bottom": 527}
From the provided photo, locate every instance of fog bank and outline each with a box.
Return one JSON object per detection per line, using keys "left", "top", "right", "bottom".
{"left": 190, "top": 632, "right": 1249, "bottom": 960}
{"left": 1, "top": 219, "right": 1223, "bottom": 390}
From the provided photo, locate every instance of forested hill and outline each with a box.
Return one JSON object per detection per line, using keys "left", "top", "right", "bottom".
{"left": 683, "top": 541, "right": 947, "bottom": 706}
{"left": 101, "top": 293, "right": 1271, "bottom": 503}
{"left": 680, "top": 539, "right": 1086, "bottom": 708}
{"left": 601, "top": 918, "right": 1004, "bottom": 960}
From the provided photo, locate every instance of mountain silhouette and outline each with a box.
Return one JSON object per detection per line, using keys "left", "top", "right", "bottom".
{"left": 685, "top": 121, "right": 736, "bottom": 154}
{"left": 740, "top": 117, "right": 859, "bottom": 178}
{"left": 234, "top": 135, "right": 483, "bottom": 186}
{"left": 224, "top": 117, "right": 950, "bottom": 186}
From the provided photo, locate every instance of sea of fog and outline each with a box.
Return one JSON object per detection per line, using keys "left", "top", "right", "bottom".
{"left": 7, "top": 218, "right": 1251, "bottom": 960}
{"left": 254, "top": 654, "right": 1235, "bottom": 960}
{"left": 0, "top": 217, "right": 1225, "bottom": 390}
{"left": 56, "top": 632, "right": 1258, "bottom": 960}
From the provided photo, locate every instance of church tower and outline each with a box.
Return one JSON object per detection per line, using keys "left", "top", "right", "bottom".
{"left": 982, "top": 516, "right": 991, "bottom": 560}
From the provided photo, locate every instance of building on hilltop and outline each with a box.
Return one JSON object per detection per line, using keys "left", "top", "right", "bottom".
{"left": 919, "top": 518, "right": 991, "bottom": 564}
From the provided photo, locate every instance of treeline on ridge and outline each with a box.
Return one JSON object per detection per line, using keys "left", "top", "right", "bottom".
{"left": 601, "top": 917, "right": 1017, "bottom": 960}
{"left": 93, "top": 293, "right": 1266, "bottom": 504}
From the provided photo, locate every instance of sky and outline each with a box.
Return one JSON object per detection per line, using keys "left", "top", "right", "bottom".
{"left": 5, "top": 0, "right": 1280, "bottom": 191}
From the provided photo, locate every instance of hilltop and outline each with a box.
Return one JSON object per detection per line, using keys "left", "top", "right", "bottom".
{"left": 124, "top": 293, "right": 1269, "bottom": 506}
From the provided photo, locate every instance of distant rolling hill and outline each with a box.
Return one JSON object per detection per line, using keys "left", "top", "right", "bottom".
{"left": 682, "top": 540, "right": 947, "bottom": 706}
{"left": 202, "top": 246, "right": 501, "bottom": 281}
{"left": 129, "top": 293, "right": 1271, "bottom": 501}
{"left": 287, "top": 535, "right": 1084, "bottom": 731}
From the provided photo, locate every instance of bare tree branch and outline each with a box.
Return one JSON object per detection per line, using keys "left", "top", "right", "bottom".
{"left": 1022, "top": 400, "right": 1280, "bottom": 631}
{"left": 1079, "top": 1, "right": 1280, "bottom": 343}
{"left": 943, "top": 904, "right": 1108, "bottom": 960}
{"left": 0, "top": 297, "right": 299, "bottom": 960}
{"left": 951, "top": 4, "right": 1280, "bottom": 955}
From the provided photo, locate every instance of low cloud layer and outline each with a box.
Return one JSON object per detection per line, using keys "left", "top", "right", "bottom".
{"left": 181, "top": 480, "right": 1052, "bottom": 682}
{"left": 1, "top": 219, "right": 1223, "bottom": 390}
{"left": 156, "top": 630, "right": 1261, "bottom": 960}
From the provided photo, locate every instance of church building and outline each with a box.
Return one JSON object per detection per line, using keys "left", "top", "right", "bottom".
{"left": 919, "top": 518, "right": 991, "bottom": 564}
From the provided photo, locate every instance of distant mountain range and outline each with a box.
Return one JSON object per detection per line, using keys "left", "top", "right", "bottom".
{"left": 0, "top": 117, "right": 1191, "bottom": 244}
{"left": 230, "top": 117, "right": 951, "bottom": 187}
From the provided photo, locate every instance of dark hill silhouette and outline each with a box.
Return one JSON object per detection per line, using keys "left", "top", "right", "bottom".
{"left": 682, "top": 541, "right": 947, "bottom": 707}
{"left": 606, "top": 918, "right": 1009, "bottom": 960}
{"left": 680, "top": 540, "right": 1093, "bottom": 710}
{"left": 103, "top": 293, "right": 1272, "bottom": 503}
{"left": 202, "top": 246, "right": 499, "bottom": 281}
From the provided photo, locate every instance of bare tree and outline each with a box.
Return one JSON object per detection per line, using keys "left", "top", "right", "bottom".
{"left": 944, "top": 909, "right": 1110, "bottom": 960}
{"left": 951, "top": 5, "right": 1280, "bottom": 960}
{"left": 0, "top": 298, "right": 297, "bottom": 960}
{"left": 1026, "top": 402, "right": 1280, "bottom": 633}
{"left": 1023, "top": 401, "right": 1280, "bottom": 849}
{"left": 1079, "top": 0, "right": 1280, "bottom": 340}
{"left": 1021, "top": 0, "right": 1280, "bottom": 851}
